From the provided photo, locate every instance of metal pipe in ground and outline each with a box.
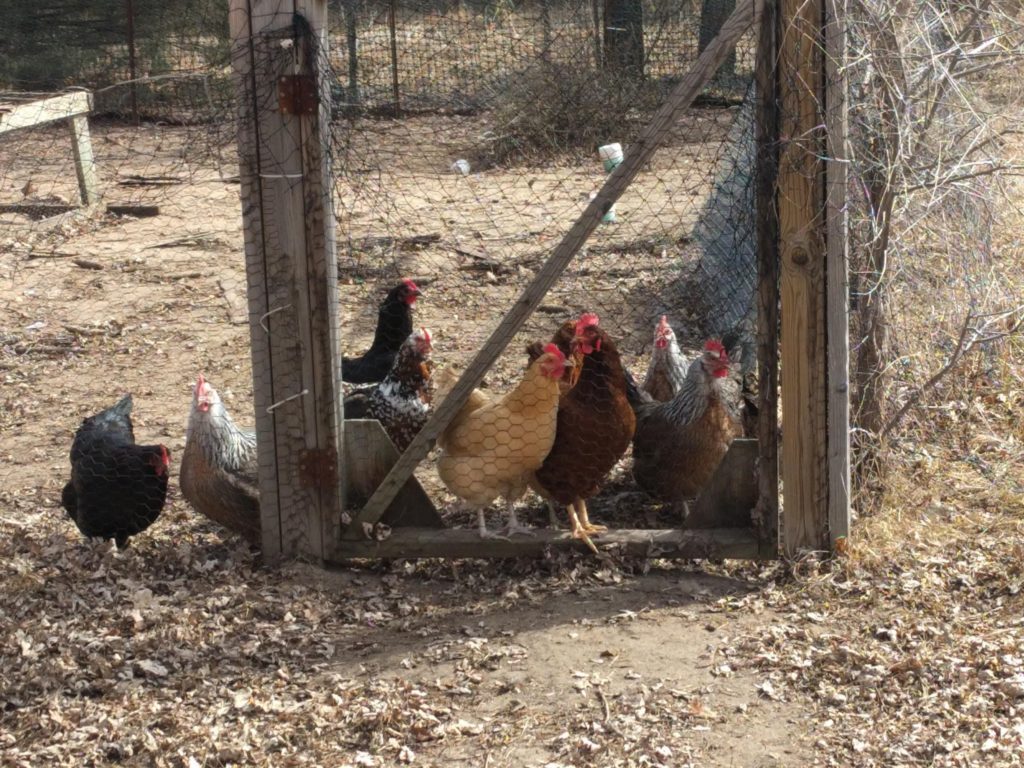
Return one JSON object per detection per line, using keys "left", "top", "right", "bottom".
{"left": 126, "top": 0, "right": 139, "bottom": 123}
{"left": 388, "top": 0, "right": 401, "bottom": 116}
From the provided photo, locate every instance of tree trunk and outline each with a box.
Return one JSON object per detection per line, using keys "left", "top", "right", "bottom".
{"left": 698, "top": 0, "right": 736, "bottom": 77}
{"left": 603, "top": 0, "right": 645, "bottom": 80}
{"left": 854, "top": 288, "right": 887, "bottom": 435}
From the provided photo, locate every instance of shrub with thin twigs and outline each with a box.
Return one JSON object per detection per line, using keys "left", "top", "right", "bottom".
{"left": 846, "top": 0, "right": 1024, "bottom": 509}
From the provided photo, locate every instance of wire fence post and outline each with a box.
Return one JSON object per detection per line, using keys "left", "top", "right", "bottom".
{"left": 344, "top": 0, "right": 360, "bottom": 107}
{"left": 591, "top": 0, "right": 603, "bottom": 69}
{"left": 126, "top": 0, "right": 139, "bottom": 123}
{"left": 388, "top": 0, "right": 402, "bottom": 116}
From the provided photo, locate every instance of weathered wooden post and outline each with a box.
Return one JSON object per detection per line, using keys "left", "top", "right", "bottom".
{"left": 774, "top": 0, "right": 850, "bottom": 555}
{"left": 824, "top": 0, "right": 850, "bottom": 547}
{"left": 229, "top": 0, "right": 344, "bottom": 563}
{"left": 754, "top": 0, "right": 779, "bottom": 558}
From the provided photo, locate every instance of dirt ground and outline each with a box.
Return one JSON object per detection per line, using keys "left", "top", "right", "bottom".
{"left": 2, "top": 115, "right": 1022, "bottom": 767}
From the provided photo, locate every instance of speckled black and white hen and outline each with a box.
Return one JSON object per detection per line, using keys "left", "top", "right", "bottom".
{"left": 343, "top": 328, "right": 433, "bottom": 452}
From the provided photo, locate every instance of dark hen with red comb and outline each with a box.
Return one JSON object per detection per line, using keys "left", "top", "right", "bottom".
{"left": 342, "top": 279, "right": 422, "bottom": 384}
{"left": 343, "top": 328, "right": 434, "bottom": 452}
{"left": 61, "top": 394, "right": 170, "bottom": 548}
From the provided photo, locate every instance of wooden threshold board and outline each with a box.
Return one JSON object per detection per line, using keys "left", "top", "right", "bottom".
{"left": 329, "top": 527, "right": 762, "bottom": 560}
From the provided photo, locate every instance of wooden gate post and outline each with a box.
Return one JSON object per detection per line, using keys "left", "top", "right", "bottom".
{"left": 775, "top": 0, "right": 850, "bottom": 555}
{"left": 229, "top": 0, "right": 344, "bottom": 563}
{"left": 824, "top": 0, "right": 850, "bottom": 547}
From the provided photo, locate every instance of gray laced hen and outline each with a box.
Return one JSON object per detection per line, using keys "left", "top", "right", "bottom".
{"left": 180, "top": 374, "right": 261, "bottom": 545}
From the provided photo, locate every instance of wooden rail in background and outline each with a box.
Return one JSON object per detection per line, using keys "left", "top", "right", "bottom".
{"left": 0, "top": 92, "right": 99, "bottom": 207}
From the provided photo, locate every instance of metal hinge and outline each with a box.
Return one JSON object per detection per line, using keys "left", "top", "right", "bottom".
{"left": 278, "top": 75, "right": 319, "bottom": 116}
{"left": 298, "top": 447, "right": 338, "bottom": 489}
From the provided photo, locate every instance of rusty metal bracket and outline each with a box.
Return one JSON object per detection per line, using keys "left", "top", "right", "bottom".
{"left": 278, "top": 75, "right": 318, "bottom": 115}
{"left": 299, "top": 447, "right": 338, "bottom": 489}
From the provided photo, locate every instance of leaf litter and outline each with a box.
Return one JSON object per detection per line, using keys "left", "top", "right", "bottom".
{"left": 3, "top": 470, "right": 1021, "bottom": 768}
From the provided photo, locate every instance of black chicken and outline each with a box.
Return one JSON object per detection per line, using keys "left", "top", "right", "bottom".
{"left": 342, "top": 278, "right": 422, "bottom": 384}
{"left": 61, "top": 394, "right": 170, "bottom": 548}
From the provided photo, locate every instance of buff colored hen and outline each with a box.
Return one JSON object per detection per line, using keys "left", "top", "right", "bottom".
{"left": 436, "top": 345, "right": 570, "bottom": 538}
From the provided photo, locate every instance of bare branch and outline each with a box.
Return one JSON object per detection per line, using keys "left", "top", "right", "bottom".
{"left": 903, "top": 163, "right": 1024, "bottom": 193}
{"left": 880, "top": 305, "right": 1024, "bottom": 438}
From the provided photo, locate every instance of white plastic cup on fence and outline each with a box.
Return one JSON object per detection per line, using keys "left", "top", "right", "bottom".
{"left": 451, "top": 159, "right": 471, "bottom": 175}
{"left": 597, "top": 143, "right": 623, "bottom": 224}
{"left": 598, "top": 142, "right": 624, "bottom": 173}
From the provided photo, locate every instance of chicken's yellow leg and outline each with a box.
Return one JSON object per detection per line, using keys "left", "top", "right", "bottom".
{"left": 567, "top": 500, "right": 599, "bottom": 555}
{"left": 576, "top": 498, "right": 607, "bottom": 533}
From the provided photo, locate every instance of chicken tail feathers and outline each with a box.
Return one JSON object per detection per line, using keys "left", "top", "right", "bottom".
{"left": 525, "top": 341, "right": 546, "bottom": 365}
{"left": 622, "top": 365, "right": 654, "bottom": 411}
{"left": 61, "top": 481, "right": 77, "bottom": 520}
{"left": 112, "top": 393, "right": 133, "bottom": 419}
{"left": 84, "top": 393, "right": 135, "bottom": 435}
{"left": 343, "top": 392, "right": 371, "bottom": 419}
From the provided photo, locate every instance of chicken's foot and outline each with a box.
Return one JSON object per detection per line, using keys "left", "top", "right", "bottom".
{"left": 477, "top": 509, "right": 510, "bottom": 541}
{"left": 575, "top": 498, "right": 607, "bottom": 533}
{"left": 567, "top": 500, "right": 599, "bottom": 555}
{"left": 546, "top": 500, "right": 560, "bottom": 529}
{"left": 502, "top": 503, "right": 536, "bottom": 537}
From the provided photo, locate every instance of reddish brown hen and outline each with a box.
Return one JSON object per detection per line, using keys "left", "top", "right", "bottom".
{"left": 529, "top": 313, "right": 635, "bottom": 552}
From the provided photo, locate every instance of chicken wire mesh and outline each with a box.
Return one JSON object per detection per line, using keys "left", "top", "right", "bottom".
{"left": 0, "top": 0, "right": 247, "bottom": 551}
{"left": 0, "top": 0, "right": 761, "bottom": 552}
{"left": 322, "top": 4, "right": 760, "bottom": 542}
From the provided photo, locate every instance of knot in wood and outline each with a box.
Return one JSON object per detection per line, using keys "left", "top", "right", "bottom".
{"left": 790, "top": 247, "right": 809, "bottom": 266}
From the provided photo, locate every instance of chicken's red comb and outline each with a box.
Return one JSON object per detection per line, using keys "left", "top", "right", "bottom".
{"left": 543, "top": 342, "right": 565, "bottom": 361}
{"left": 195, "top": 373, "right": 209, "bottom": 397}
{"left": 403, "top": 277, "right": 421, "bottom": 293}
{"left": 657, "top": 315, "right": 671, "bottom": 334}
{"left": 419, "top": 327, "right": 432, "bottom": 346}
{"left": 575, "top": 312, "right": 600, "bottom": 336}
{"left": 704, "top": 339, "right": 727, "bottom": 356}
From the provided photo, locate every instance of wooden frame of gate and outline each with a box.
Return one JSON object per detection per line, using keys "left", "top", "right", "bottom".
{"left": 228, "top": 0, "right": 850, "bottom": 564}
